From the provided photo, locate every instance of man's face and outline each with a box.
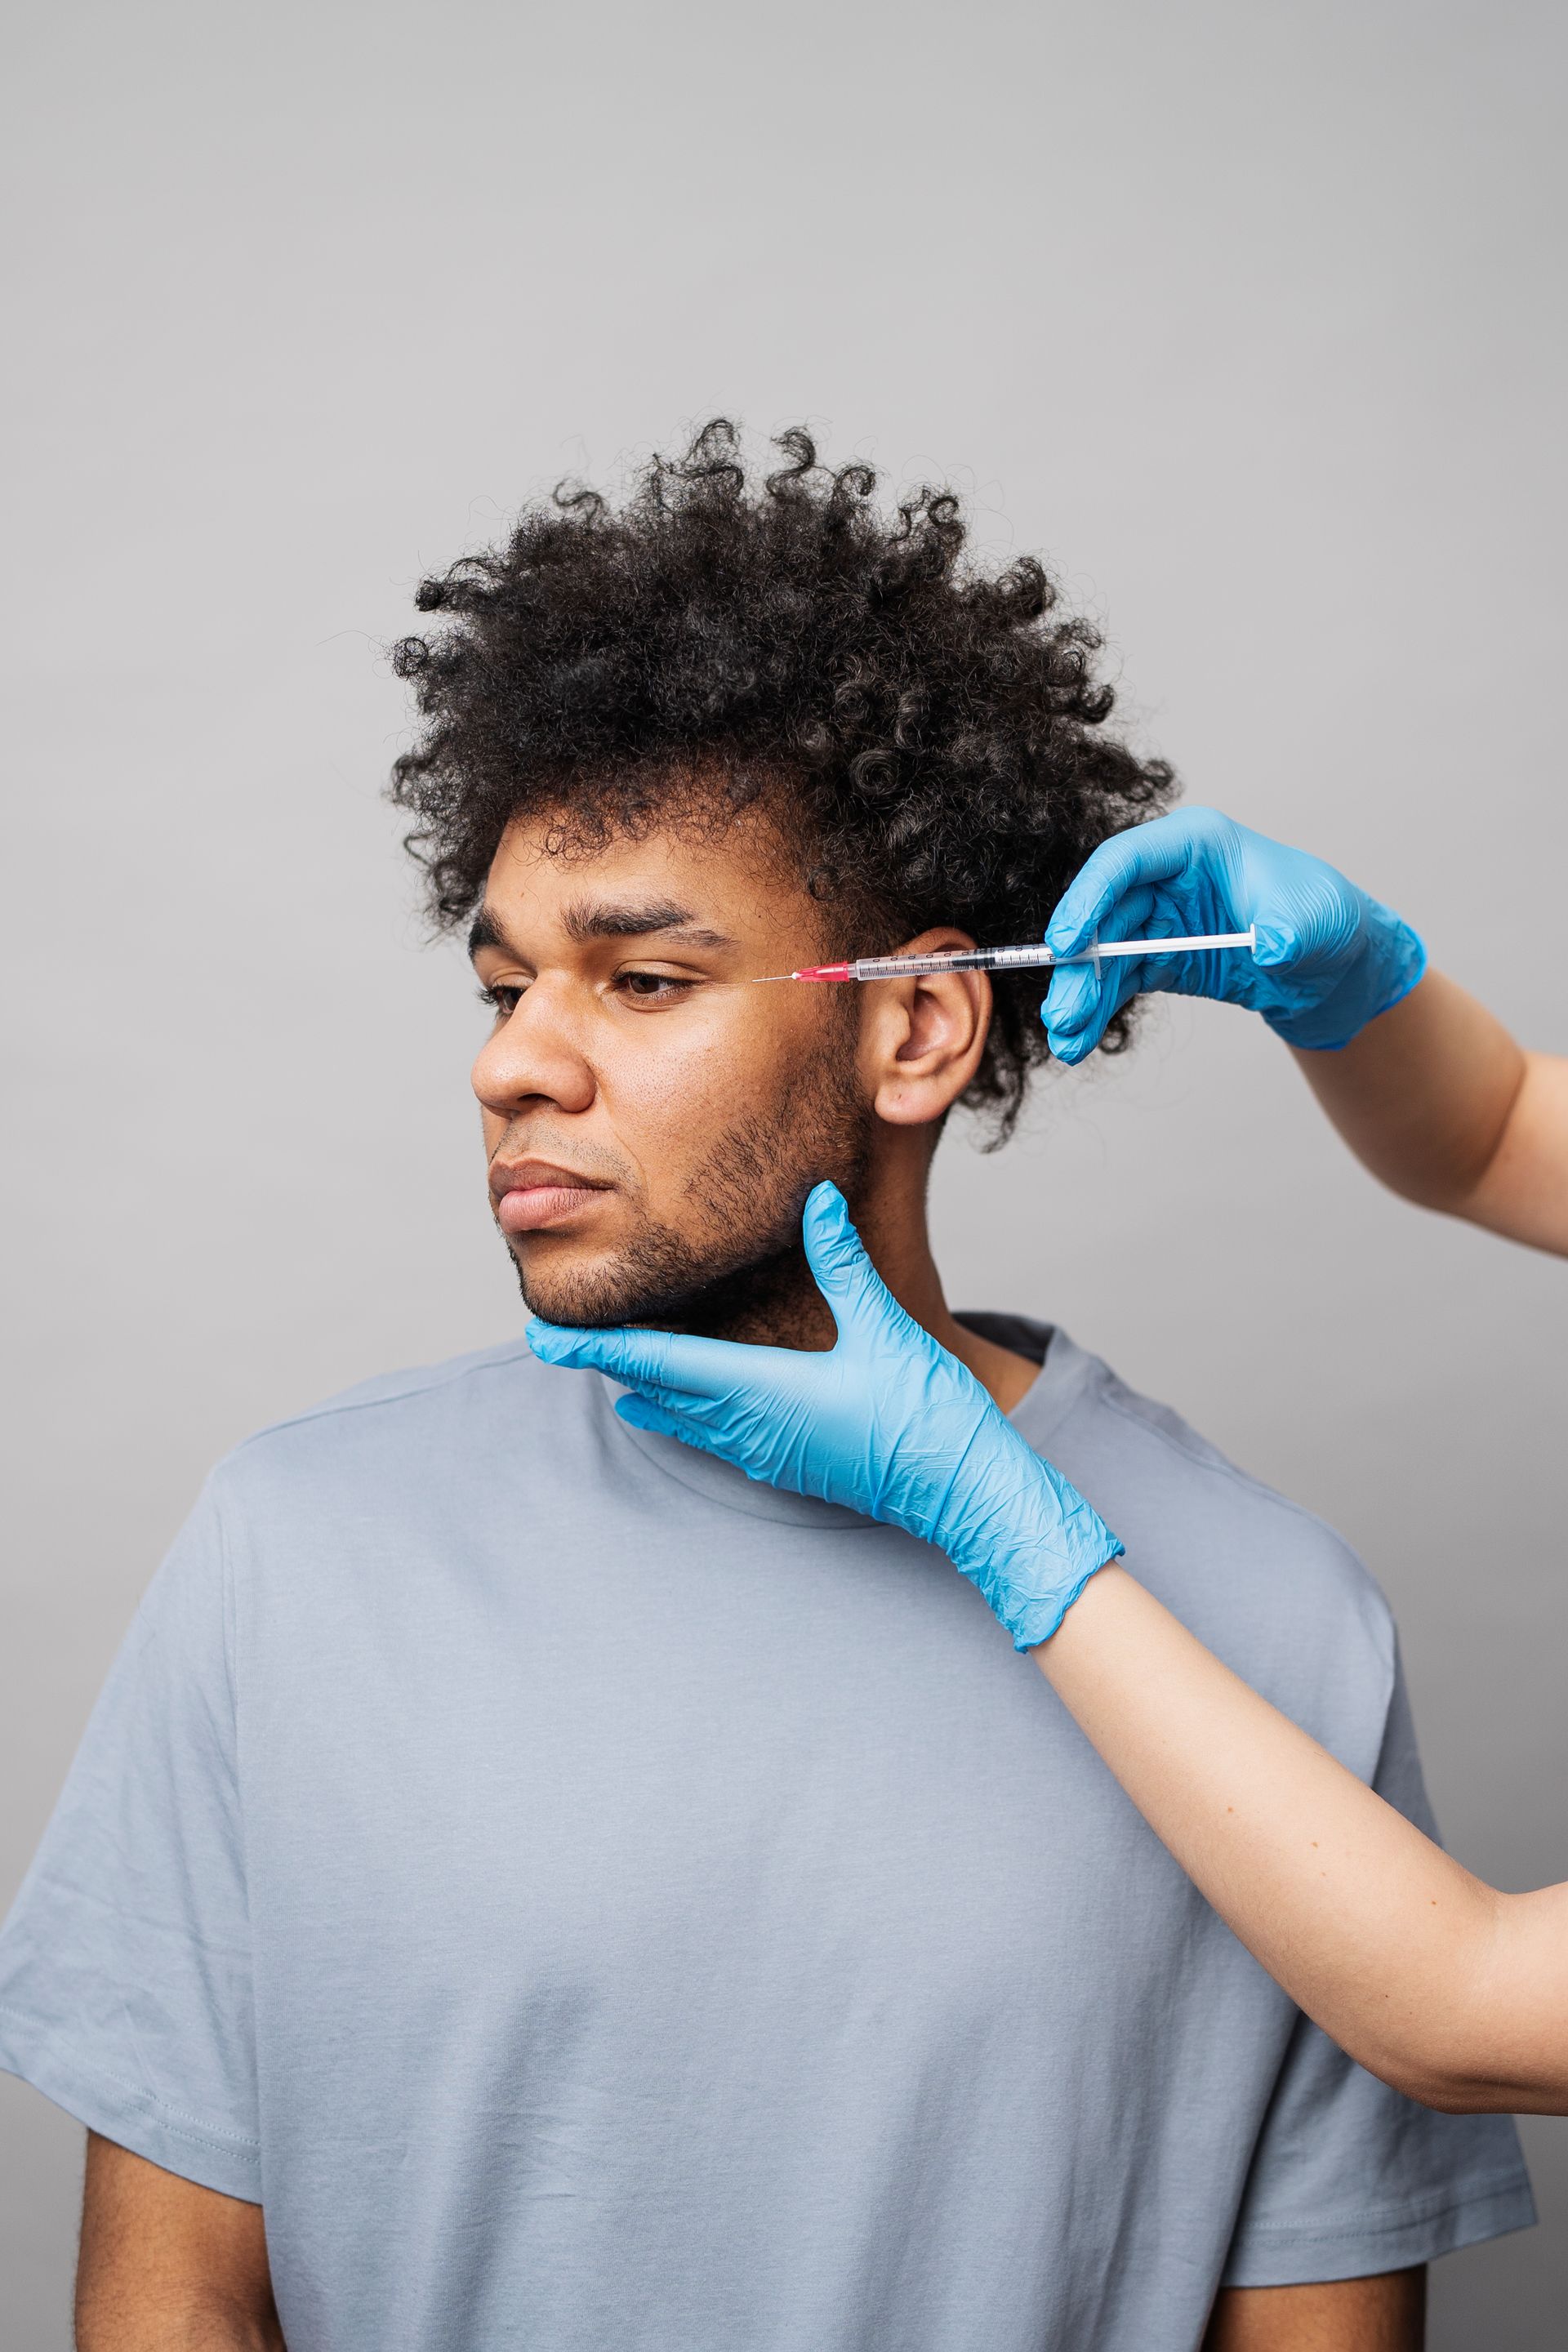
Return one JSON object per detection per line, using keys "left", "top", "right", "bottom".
{"left": 469, "top": 808, "right": 873, "bottom": 1338}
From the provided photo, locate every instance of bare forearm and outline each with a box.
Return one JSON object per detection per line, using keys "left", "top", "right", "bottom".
{"left": 1292, "top": 970, "right": 1568, "bottom": 1254}
{"left": 1205, "top": 2269, "right": 1425, "bottom": 2350}
{"left": 78, "top": 2289, "right": 285, "bottom": 2351}
{"left": 1035, "top": 1567, "right": 1568, "bottom": 2111}
{"left": 77, "top": 2136, "right": 283, "bottom": 2352}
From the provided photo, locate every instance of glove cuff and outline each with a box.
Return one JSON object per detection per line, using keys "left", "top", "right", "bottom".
{"left": 1004, "top": 1535, "right": 1125, "bottom": 1652}
{"left": 954, "top": 1454, "right": 1126, "bottom": 1651}
{"left": 1264, "top": 904, "right": 1427, "bottom": 1052}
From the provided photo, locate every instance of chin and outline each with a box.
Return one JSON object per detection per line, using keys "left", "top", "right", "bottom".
{"left": 509, "top": 1243, "right": 679, "bottom": 1330}
{"left": 510, "top": 1244, "right": 635, "bottom": 1329}
{"left": 511, "top": 1223, "right": 815, "bottom": 1342}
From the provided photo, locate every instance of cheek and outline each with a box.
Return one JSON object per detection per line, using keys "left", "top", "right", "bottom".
{"left": 611, "top": 1032, "right": 742, "bottom": 1154}
{"left": 601, "top": 1007, "right": 813, "bottom": 1184}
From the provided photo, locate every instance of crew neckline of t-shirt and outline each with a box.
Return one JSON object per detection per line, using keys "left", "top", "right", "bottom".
{"left": 597, "top": 1314, "right": 1099, "bottom": 1528}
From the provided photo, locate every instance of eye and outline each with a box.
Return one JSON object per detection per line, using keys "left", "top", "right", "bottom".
{"left": 615, "top": 970, "right": 693, "bottom": 1004}
{"left": 478, "top": 981, "right": 524, "bottom": 1019}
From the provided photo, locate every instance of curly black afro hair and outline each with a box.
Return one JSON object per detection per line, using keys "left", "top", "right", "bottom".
{"left": 390, "top": 420, "right": 1176, "bottom": 1138}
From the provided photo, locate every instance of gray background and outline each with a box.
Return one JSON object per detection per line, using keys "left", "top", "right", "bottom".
{"left": 2, "top": 0, "right": 1564, "bottom": 2341}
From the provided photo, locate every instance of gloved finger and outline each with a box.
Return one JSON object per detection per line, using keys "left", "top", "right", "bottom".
{"left": 527, "top": 1318, "right": 689, "bottom": 1391}
{"left": 1041, "top": 959, "right": 1106, "bottom": 1045}
{"left": 1045, "top": 813, "right": 1200, "bottom": 956}
{"left": 1044, "top": 961, "right": 1142, "bottom": 1065}
{"left": 800, "top": 1182, "right": 891, "bottom": 1329}
{"left": 530, "top": 1316, "right": 773, "bottom": 1410}
{"left": 1045, "top": 881, "right": 1158, "bottom": 1036}
{"left": 608, "top": 1367, "right": 719, "bottom": 1419}
{"left": 1043, "top": 879, "right": 1156, "bottom": 1058}
{"left": 614, "top": 1394, "right": 714, "bottom": 1451}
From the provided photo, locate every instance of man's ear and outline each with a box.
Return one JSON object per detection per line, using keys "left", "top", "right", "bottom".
{"left": 857, "top": 929, "right": 991, "bottom": 1129}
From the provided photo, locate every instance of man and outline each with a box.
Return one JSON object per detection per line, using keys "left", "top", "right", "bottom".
{"left": 0, "top": 424, "right": 1531, "bottom": 2349}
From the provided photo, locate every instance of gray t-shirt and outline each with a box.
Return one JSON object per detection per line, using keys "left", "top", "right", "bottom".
{"left": 0, "top": 1322, "right": 1532, "bottom": 2350}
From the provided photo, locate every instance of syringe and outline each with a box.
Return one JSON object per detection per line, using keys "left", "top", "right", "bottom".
{"left": 755, "top": 928, "right": 1257, "bottom": 983}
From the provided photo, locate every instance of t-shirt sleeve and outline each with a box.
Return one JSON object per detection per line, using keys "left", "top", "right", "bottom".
{"left": 0, "top": 1481, "right": 261, "bottom": 2199}
{"left": 1220, "top": 1643, "right": 1535, "bottom": 2286}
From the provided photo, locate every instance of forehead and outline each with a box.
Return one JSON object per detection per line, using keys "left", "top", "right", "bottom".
{"left": 482, "top": 807, "right": 822, "bottom": 946}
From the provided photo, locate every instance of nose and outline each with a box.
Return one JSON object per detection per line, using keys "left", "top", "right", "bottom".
{"left": 471, "top": 978, "right": 596, "bottom": 1119}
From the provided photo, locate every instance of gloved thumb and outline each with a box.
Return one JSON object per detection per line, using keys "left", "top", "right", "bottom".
{"left": 800, "top": 1183, "right": 888, "bottom": 1330}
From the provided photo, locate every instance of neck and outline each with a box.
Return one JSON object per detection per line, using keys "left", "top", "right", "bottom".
{"left": 848, "top": 1135, "right": 1040, "bottom": 1415}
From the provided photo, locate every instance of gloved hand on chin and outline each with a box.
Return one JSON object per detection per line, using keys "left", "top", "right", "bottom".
{"left": 526, "top": 1183, "right": 1122, "bottom": 1652}
{"left": 1042, "top": 806, "right": 1427, "bottom": 1064}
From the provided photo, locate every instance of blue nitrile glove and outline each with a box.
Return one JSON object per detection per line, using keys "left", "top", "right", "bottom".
{"left": 1042, "top": 807, "right": 1427, "bottom": 1063}
{"left": 526, "top": 1183, "right": 1122, "bottom": 1652}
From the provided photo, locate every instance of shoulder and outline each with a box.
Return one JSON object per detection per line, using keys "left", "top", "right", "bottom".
{"left": 1049, "top": 1338, "right": 1396, "bottom": 1769}
{"left": 205, "top": 1337, "right": 568, "bottom": 1515}
{"left": 1080, "top": 1352, "right": 1381, "bottom": 1588}
{"left": 231, "top": 1336, "right": 543, "bottom": 1440}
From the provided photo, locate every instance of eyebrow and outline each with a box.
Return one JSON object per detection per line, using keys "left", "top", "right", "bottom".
{"left": 466, "top": 898, "right": 737, "bottom": 961}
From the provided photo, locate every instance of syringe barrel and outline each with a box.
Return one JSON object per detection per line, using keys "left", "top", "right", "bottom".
{"left": 850, "top": 945, "right": 1054, "bottom": 981}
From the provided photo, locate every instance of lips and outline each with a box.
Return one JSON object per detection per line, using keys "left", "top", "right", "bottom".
{"left": 490, "top": 1160, "right": 613, "bottom": 1236}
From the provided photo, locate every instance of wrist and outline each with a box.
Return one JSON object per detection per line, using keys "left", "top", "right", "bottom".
{"left": 1003, "top": 1539, "right": 1123, "bottom": 1653}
